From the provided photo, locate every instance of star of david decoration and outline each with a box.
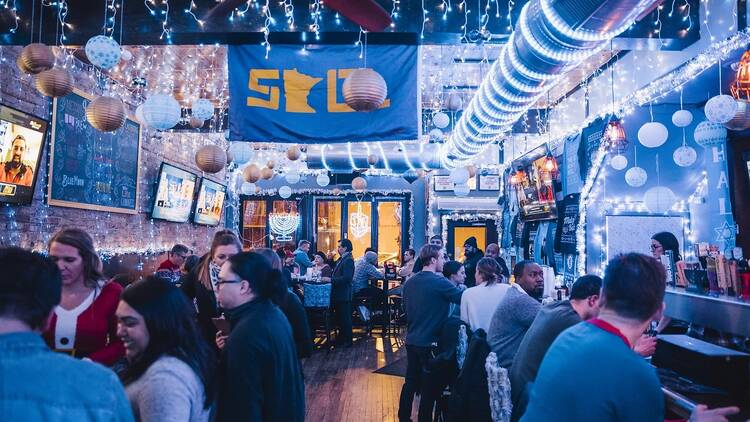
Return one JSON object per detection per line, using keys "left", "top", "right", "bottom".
{"left": 714, "top": 221, "right": 738, "bottom": 243}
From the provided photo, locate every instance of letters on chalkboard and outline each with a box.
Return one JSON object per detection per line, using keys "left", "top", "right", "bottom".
{"left": 48, "top": 90, "right": 141, "bottom": 214}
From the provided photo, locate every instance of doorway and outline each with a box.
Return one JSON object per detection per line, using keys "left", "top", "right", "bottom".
{"left": 446, "top": 219, "right": 499, "bottom": 261}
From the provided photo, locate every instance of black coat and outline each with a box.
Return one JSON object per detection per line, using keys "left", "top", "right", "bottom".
{"left": 463, "top": 250, "right": 484, "bottom": 288}
{"left": 217, "top": 299, "right": 305, "bottom": 422}
{"left": 331, "top": 252, "right": 355, "bottom": 303}
{"left": 449, "top": 328, "right": 492, "bottom": 422}
{"left": 278, "top": 290, "right": 313, "bottom": 359}
{"left": 180, "top": 259, "right": 220, "bottom": 347}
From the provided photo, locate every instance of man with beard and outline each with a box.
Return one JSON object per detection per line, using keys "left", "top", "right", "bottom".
{"left": 0, "top": 135, "right": 34, "bottom": 186}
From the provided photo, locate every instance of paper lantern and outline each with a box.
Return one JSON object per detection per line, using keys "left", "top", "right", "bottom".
{"left": 332, "top": 187, "right": 342, "bottom": 195}
{"left": 671, "top": 109, "right": 693, "bottom": 128}
{"left": 135, "top": 104, "right": 147, "bottom": 127}
{"left": 286, "top": 145, "right": 301, "bottom": 161}
{"left": 673, "top": 145, "right": 697, "bottom": 167}
{"left": 637, "top": 122, "right": 668, "bottom": 148}
{"left": 643, "top": 186, "right": 677, "bottom": 213}
{"left": 723, "top": 99, "right": 750, "bottom": 130}
{"left": 17, "top": 43, "right": 54, "bottom": 74}
{"left": 240, "top": 182, "right": 256, "bottom": 195}
{"left": 189, "top": 117, "right": 204, "bottom": 129}
{"left": 279, "top": 185, "right": 292, "bottom": 199}
{"left": 120, "top": 49, "right": 133, "bottom": 62}
{"left": 466, "top": 165, "right": 477, "bottom": 178}
{"left": 610, "top": 154, "right": 628, "bottom": 170}
{"left": 342, "top": 68, "right": 387, "bottom": 112}
{"left": 603, "top": 118, "right": 627, "bottom": 152}
{"left": 266, "top": 160, "right": 275, "bottom": 170}
{"left": 191, "top": 98, "right": 214, "bottom": 121}
{"left": 446, "top": 93, "right": 463, "bottom": 111}
{"left": 243, "top": 164, "right": 261, "bottom": 183}
{"left": 316, "top": 173, "right": 330, "bottom": 187}
{"left": 450, "top": 167, "right": 470, "bottom": 184}
{"left": 693, "top": 121, "right": 727, "bottom": 147}
{"left": 433, "top": 112, "right": 450, "bottom": 129}
{"left": 454, "top": 183, "right": 470, "bottom": 197}
{"left": 195, "top": 145, "right": 227, "bottom": 173}
{"left": 35, "top": 68, "right": 74, "bottom": 97}
{"left": 84, "top": 35, "right": 121, "bottom": 70}
{"left": 367, "top": 154, "right": 379, "bottom": 166}
{"left": 141, "top": 94, "right": 181, "bottom": 130}
{"left": 229, "top": 143, "right": 253, "bottom": 165}
{"left": 625, "top": 166, "right": 648, "bottom": 187}
{"left": 261, "top": 167, "right": 274, "bottom": 180}
{"left": 429, "top": 128, "right": 444, "bottom": 140}
{"left": 86, "top": 96, "right": 125, "bottom": 132}
{"left": 704, "top": 95, "right": 737, "bottom": 124}
{"left": 352, "top": 176, "right": 367, "bottom": 191}
{"left": 285, "top": 170, "right": 301, "bottom": 184}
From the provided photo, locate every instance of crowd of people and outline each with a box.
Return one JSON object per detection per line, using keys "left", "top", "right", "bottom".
{"left": 0, "top": 228, "right": 742, "bottom": 422}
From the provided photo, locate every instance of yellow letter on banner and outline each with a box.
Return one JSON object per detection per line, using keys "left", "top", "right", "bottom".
{"left": 247, "top": 69, "right": 280, "bottom": 110}
{"left": 283, "top": 69, "right": 322, "bottom": 113}
{"left": 326, "top": 68, "right": 391, "bottom": 112}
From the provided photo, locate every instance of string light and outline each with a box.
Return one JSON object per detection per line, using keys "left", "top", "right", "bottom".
{"left": 309, "top": 0, "right": 321, "bottom": 40}
{"left": 0, "top": 0, "right": 20, "bottom": 33}
{"left": 185, "top": 0, "right": 204, "bottom": 26}
{"left": 261, "top": 0, "right": 272, "bottom": 58}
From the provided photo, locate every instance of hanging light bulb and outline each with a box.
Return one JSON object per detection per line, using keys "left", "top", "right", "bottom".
{"left": 603, "top": 118, "right": 628, "bottom": 153}
{"left": 543, "top": 155, "right": 558, "bottom": 174}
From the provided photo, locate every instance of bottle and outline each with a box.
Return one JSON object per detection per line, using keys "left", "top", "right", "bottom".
{"left": 739, "top": 258, "right": 750, "bottom": 301}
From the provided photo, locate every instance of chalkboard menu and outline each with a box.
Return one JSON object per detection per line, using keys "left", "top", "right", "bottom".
{"left": 48, "top": 91, "right": 141, "bottom": 214}
{"left": 554, "top": 193, "right": 580, "bottom": 254}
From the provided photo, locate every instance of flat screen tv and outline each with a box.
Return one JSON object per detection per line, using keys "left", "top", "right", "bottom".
{"left": 193, "top": 177, "right": 226, "bottom": 226}
{"left": 151, "top": 162, "right": 197, "bottom": 223}
{"left": 0, "top": 104, "right": 48, "bottom": 205}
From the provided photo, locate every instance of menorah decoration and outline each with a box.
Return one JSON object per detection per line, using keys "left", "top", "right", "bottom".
{"left": 269, "top": 212, "right": 300, "bottom": 242}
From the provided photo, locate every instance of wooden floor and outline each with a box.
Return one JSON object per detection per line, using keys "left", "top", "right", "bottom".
{"left": 302, "top": 332, "right": 417, "bottom": 421}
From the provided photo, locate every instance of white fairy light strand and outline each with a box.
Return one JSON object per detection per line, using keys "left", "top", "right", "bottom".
{"left": 185, "top": 0, "right": 204, "bottom": 26}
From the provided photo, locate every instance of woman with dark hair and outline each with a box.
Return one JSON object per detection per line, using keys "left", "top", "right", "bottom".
{"left": 460, "top": 257, "right": 511, "bottom": 332}
{"left": 117, "top": 277, "right": 215, "bottom": 421}
{"left": 442, "top": 260, "right": 467, "bottom": 317}
{"left": 214, "top": 252, "right": 305, "bottom": 421}
{"left": 651, "top": 231, "right": 682, "bottom": 262}
{"left": 311, "top": 251, "right": 333, "bottom": 282}
{"left": 44, "top": 228, "right": 124, "bottom": 366}
{"left": 181, "top": 230, "right": 242, "bottom": 346}
{"left": 650, "top": 231, "right": 686, "bottom": 338}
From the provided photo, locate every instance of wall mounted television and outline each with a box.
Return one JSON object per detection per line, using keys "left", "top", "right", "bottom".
{"left": 151, "top": 162, "right": 197, "bottom": 223}
{"left": 0, "top": 104, "right": 48, "bottom": 205}
{"left": 193, "top": 177, "right": 226, "bottom": 226}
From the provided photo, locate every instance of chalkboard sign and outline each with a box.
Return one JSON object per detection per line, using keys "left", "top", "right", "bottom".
{"left": 554, "top": 193, "right": 580, "bottom": 254}
{"left": 48, "top": 90, "right": 141, "bottom": 214}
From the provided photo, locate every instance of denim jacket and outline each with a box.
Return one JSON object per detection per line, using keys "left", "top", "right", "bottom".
{"left": 0, "top": 332, "right": 134, "bottom": 422}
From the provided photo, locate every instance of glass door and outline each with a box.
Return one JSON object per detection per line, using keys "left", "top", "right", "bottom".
{"left": 241, "top": 200, "right": 267, "bottom": 250}
{"left": 316, "top": 200, "right": 342, "bottom": 259}
{"left": 347, "top": 200, "right": 372, "bottom": 259}
{"left": 376, "top": 200, "right": 404, "bottom": 265}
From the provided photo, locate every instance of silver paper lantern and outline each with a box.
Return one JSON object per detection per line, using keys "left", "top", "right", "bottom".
{"left": 195, "top": 145, "right": 227, "bottom": 174}
{"left": 86, "top": 96, "right": 126, "bottom": 132}
{"left": 723, "top": 99, "right": 750, "bottom": 131}
{"left": 342, "top": 68, "right": 387, "bottom": 112}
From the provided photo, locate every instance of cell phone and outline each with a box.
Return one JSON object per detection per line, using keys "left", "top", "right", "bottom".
{"left": 212, "top": 317, "right": 231, "bottom": 334}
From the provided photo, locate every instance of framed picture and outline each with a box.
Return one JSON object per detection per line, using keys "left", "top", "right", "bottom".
{"left": 479, "top": 174, "right": 501, "bottom": 191}
{"left": 433, "top": 175, "right": 453, "bottom": 191}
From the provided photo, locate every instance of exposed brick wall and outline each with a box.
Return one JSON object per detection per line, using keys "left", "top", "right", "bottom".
{"left": 0, "top": 46, "right": 230, "bottom": 275}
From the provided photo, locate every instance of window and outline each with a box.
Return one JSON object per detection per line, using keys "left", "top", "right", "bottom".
{"left": 347, "top": 200, "right": 372, "bottom": 259}
{"left": 270, "top": 200, "right": 299, "bottom": 251}
{"left": 377, "top": 201, "right": 403, "bottom": 265}
{"left": 241, "top": 200, "right": 267, "bottom": 250}
{"left": 316, "top": 200, "right": 342, "bottom": 258}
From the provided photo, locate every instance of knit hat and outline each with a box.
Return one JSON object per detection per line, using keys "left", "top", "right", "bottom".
{"left": 464, "top": 236, "right": 478, "bottom": 248}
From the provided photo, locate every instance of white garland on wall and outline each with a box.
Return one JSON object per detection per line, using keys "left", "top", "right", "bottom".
{"left": 440, "top": 212, "right": 503, "bottom": 250}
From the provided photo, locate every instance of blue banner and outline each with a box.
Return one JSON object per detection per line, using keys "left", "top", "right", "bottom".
{"left": 228, "top": 44, "right": 419, "bottom": 143}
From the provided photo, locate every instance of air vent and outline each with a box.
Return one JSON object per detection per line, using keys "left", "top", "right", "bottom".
{"left": 550, "top": 0, "right": 606, "bottom": 30}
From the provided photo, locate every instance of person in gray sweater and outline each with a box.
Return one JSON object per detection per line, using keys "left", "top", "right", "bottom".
{"left": 117, "top": 277, "right": 216, "bottom": 422}
{"left": 486, "top": 260, "right": 544, "bottom": 369}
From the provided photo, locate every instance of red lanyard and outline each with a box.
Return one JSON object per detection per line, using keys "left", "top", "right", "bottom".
{"left": 586, "top": 318, "right": 631, "bottom": 348}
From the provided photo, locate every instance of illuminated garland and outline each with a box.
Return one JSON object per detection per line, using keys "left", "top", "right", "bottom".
{"left": 440, "top": 212, "right": 503, "bottom": 248}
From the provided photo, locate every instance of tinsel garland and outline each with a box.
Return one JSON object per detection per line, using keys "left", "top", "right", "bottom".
{"left": 441, "top": 212, "right": 503, "bottom": 248}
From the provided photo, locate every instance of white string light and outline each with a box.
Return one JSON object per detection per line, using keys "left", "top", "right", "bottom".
{"left": 185, "top": 0, "right": 204, "bottom": 26}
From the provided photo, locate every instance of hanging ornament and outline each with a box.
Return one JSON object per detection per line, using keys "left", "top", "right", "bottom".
{"left": 446, "top": 93, "right": 463, "bottom": 111}
{"left": 671, "top": 110, "right": 693, "bottom": 127}
{"left": 637, "top": 122, "right": 669, "bottom": 148}
{"left": 141, "top": 94, "right": 181, "bottom": 130}
{"left": 433, "top": 112, "right": 450, "bottom": 129}
{"left": 673, "top": 145, "right": 697, "bottom": 167}
{"left": 644, "top": 186, "right": 677, "bottom": 213}
{"left": 349, "top": 203, "right": 370, "bottom": 238}
{"left": 429, "top": 128, "right": 444, "bottom": 141}
{"left": 191, "top": 98, "right": 214, "bottom": 121}
{"left": 731, "top": 50, "right": 750, "bottom": 101}
{"left": 35, "top": 68, "right": 74, "bottom": 98}
{"left": 266, "top": 160, "right": 275, "bottom": 170}
{"left": 342, "top": 68, "right": 387, "bottom": 112}
{"left": 285, "top": 170, "right": 301, "bottom": 184}
{"left": 704, "top": 95, "right": 737, "bottom": 124}
{"left": 610, "top": 154, "right": 628, "bottom": 170}
{"left": 189, "top": 117, "right": 204, "bottom": 129}
{"left": 352, "top": 176, "right": 367, "bottom": 191}
{"left": 316, "top": 173, "right": 330, "bottom": 187}
{"left": 367, "top": 154, "right": 379, "bottom": 166}
{"left": 279, "top": 185, "right": 292, "bottom": 199}
{"left": 243, "top": 164, "right": 261, "bottom": 183}
{"left": 120, "top": 49, "right": 133, "bottom": 62}
{"left": 240, "top": 182, "right": 256, "bottom": 195}
{"left": 84, "top": 35, "right": 121, "bottom": 70}
{"left": 693, "top": 121, "right": 727, "bottom": 147}
{"left": 261, "top": 167, "right": 274, "bottom": 180}
{"left": 286, "top": 145, "right": 302, "bottom": 161}
{"left": 86, "top": 96, "right": 126, "bottom": 132}
{"left": 723, "top": 99, "right": 750, "bottom": 130}
{"left": 454, "top": 183, "right": 470, "bottom": 197}
{"left": 17, "top": 43, "right": 55, "bottom": 74}
{"left": 195, "top": 145, "right": 227, "bottom": 173}
{"left": 625, "top": 166, "right": 648, "bottom": 187}
{"left": 603, "top": 118, "right": 627, "bottom": 153}
{"left": 542, "top": 155, "right": 558, "bottom": 174}
{"left": 466, "top": 165, "right": 477, "bottom": 178}
{"left": 229, "top": 143, "right": 253, "bottom": 165}
{"left": 450, "top": 167, "right": 470, "bottom": 185}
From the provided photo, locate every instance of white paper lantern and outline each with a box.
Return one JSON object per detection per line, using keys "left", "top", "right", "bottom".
{"left": 610, "top": 154, "right": 628, "bottom": 170}
{"left": 135, "top": 104, "right": 147, "bottom": 127}
{"left": 693, "top": 120, "right": 727, "bottom": 147}
{"left": 191, "top": 98, "right": 214, "bottom": 121}
{"left": 316, "top": 173, "right": 330, "bottom": 187}
{"left": 120, "top": 49, "right": 133, "bottom": 62}
{"left": 141, "top": 94, "right": 181, "bottom": 130}
{"left": 429, "top": 128, "right": 444, "bottom": 140}
{"left": 228, "top": 143, "right": 253, "bottom": 165}
{"left": 673, "top": 145, "right": 697, "bottom": 167}
{"left": 447, "top": 93, "right": 463, "bottom": 111}
{"left": 643, "top": 186, "right": 677, "bottom": 213}
{"left": 285, "top": 170, "right": 301, "bottom": 184}
{"left": 625, "top": 166, "right": 648, "bottom": 187}
{"left": 671, "top": 109, "right": 693, "bottom": 128}
{"left": 241, "top": 182, "right": 256, "bottom": 195}
{"left": 637, "top": 122, "right": 669, "bottom": 148}
{"left": 704, "top": 95, "right": 737, "bottom": 124}
{"left": 433, "top": 112, "right": 450, "bottom": 129}
{"left": 723, "top": 99, "right": 750, "bottom": 131}
{"left": 342, "top": 68, "right": 387, "bottom": 111}
{"left": 279, "top": 185, "right": 292, "bottom": 199}
{"left": 450, "top": 167, "right": 470, "bottom": 185}
{"left": 84, "top": 35, "right": 121, "bottom": 70}
{"left": 454, "top": 183, "right": 470, "bottom": 197}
